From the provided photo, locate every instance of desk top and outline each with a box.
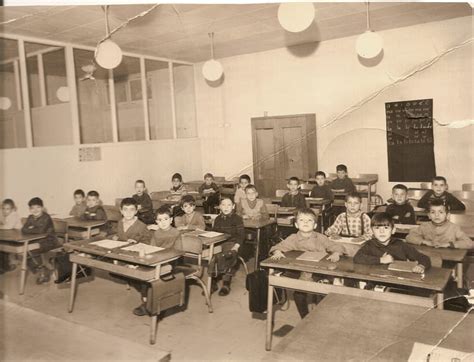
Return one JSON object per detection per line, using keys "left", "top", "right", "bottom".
{"left": 271, "top": 197, "right": 331, "bottom": 206}
{"left": 261, "top": 251, "right": 451, "bottom": 292}
{"left": 0, "top": 229, "right": 47, "bottom": 243}
{"left": 308, "top": 176, "right": 379, "bottom": 185}
{"left": 244, "top": 218, "right": 276, "bottom": 229}
{"left": 263, "top": 293, "right": 473, "bottom": 361}
{"left": 60, "top": 217, "right": 106, "bottom": 228}
{"left": 180, "top": 230, "right": 230, "bottom": 246}
{"left": 64, "top": 239, "right": 184, "bottom": 266}
{"left": 414, "top": 245, "right": 468, "bottom": 263}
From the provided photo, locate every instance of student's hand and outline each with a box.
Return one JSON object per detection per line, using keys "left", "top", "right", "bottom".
{"left": 380, "top": 253, "right": 394, "bottom": 264}
{"left": 231, "top": 244, "right": 240, "bottom": 252}
{"left": 147, "top": 224, "right": 159, "bottom": 231}
{"left": 128, "top": 238, "right": 138, "bottom": 244}
{"left": 137, "top": 205, "right": 142, "bottom": 210}
{"left": 270, "top": 250, "right": 285, "bottom": 260}
{"left": 111, "top": 235, "right": 119, "bottom": 241}
{"left": 327, "top": 252, "right": 340, "bottom": 263}
{"left": 412, "top": 264, "right": 425, "bottom": 274}
{"left": 329, "top": 234, "right": 341, "bottom": 240}
{"left": 421, "top": 239, "right": 434, "bottom": 247}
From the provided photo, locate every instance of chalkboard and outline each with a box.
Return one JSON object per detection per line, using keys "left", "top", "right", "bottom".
{"left": 385, "top": 99, "right": 436, "bottom": 182}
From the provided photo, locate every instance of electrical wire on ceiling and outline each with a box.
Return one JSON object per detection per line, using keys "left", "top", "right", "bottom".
{"left": 0, "top": 7, "right": 53, "bottom": 26}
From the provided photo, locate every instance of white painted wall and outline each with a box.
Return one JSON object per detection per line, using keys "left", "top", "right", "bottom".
{"left": 194, "top": 16, "right": 473, "bottom": 200}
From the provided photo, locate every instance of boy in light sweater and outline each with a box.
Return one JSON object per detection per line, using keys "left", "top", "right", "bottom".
{"left": 112, "top": 198, "right": 151, "bottom": 244}
{"left": 234, "top": 174, "right": 251, "bottom": 205}
{"left": 174, "top": 195, "right": 206, "bottom": 231}
{"left": 237, "top": 184, "right": 269, "bottom": 221}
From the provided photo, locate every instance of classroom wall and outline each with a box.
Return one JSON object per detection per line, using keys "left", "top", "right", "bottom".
{"left": 194, "top": 16, "right": 473, "bottom": 199}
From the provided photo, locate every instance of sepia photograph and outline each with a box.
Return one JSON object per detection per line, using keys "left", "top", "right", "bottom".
{"left": 0, "top": 0, "right": 473, "bottom": 360}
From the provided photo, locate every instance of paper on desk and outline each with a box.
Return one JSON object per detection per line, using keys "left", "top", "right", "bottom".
{"left": 90, "top": 239, "right": 130, "bottom": 249}
{"left": 296, "top": 251, "right": 328, "bottom": 262}
{"left": 332, "top": 237, "right": 366, "bottom": 245}
{"left": 199, "top": 231, "right": 224, "bottom": 238}
{"left": 51, "top": 213, "right": 72, "bottom": 220}
{"left": 121, "top": 243, "right": 164, "bottom": 254}
{"left": 408, "top": 342, "right": 471, "bottom": 362}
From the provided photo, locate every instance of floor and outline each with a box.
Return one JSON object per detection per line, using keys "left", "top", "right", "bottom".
{"left": 0, "top": 259, "right": 303, "bottom": 361}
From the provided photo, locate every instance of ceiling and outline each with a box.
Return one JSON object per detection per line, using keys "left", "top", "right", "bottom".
{"left": 0, "top": 3, "right": 472, "bottom": 63}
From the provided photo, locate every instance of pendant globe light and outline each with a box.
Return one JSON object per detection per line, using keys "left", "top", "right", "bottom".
{"left": 95, "top": 5, "right": 123, "bottom": 69}
{"left": 356, "top": 2, "right": 384, "bottom": 59}
{"left": 278, "top": 2, "right": 315, "bottom": 33}
{"left": 202, "top": 32, "right": 223, "bottom": 82}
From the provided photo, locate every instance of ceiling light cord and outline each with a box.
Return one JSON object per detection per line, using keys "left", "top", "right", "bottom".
{"left": 366, "top": 1, "right": 371, "bottom": 31}
{"left": 209, "top": 32, "right": 215, "bottom": 59}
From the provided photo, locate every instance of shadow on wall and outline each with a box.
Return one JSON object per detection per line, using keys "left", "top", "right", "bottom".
{"left": 285, "top": 22, "right": 321, "bottom": 57}
{"left": 205, "top": 73, "right": 225, "bottom": 88}
{"left": 358, "top": 49, "right": 385, "bottom": 67}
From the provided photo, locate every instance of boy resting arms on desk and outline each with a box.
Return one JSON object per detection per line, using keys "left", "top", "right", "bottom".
{"left": 354, "top": 212, "right": 431, "bottom": 273}
{"left": 270, "top": 208, "right": 345, "bottom": 318}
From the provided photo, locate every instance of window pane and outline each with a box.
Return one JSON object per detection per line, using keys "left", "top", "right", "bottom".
{"left": 146, "top": 59, "right": 173, "bottom": 140}
{"left": 173, "top": 63, "right": 197, "bottom": 138}
{"left": 74, "top": 48, "right": 113, "bottom": 144}
{"left": 0, "top": 38, "right": 26, "bottom": 149}
{"left": 113, "top": 56, "right": 145, "bottom": 142}
{"left": 25, "top": 42, "right": 73, "bottom": 146}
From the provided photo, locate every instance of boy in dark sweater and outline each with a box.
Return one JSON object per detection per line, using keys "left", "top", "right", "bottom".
{"left": 81, "top": 190, "right": 107, "bottom": 221}
{"left": 113, "top": 198, "right": 151, "bottom": 243}
{"left": 22, "top": 197, "right": 58, "bottom": 284}
{"left": 354, "top": 212, "right": 430, "bottom": 273}
{"left": 386, "top": 184, "right": 416, "bottom": 224}
{"left": 418, "top": 176, "right": 465, "bottom": 211}
{"left": 132, "top": 179, "right": 154, "bottom": 225}
{"left": 281, "top": 177, "right": 306, "bottom": 209}
{"left": 310, "top": 171, "right": 334, "bottom": 201}
{"left": 212, "top": 196, "right": 245, "bottom": 296}
{"left": 69, "top": 189, "right": 87, "bottom": 218}
{"left": 199, "top": 173, "right": 220, "bottom": 214}
{"left": 330, "top": 164, "right": 356, "bottom": 193}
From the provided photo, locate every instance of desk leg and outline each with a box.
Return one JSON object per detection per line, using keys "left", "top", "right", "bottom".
{"left": 456, "top": 263, "right": 463, "bottom": 288}
{"left": 86, "top": 227, "right": 91, "bottom": 239}
{"left": 19, "top": 240, "right": 29, "bottom": 295}
{"left": 206, "top": 243, "right": 215, "bottom": 298}
{"left": 254, "top": 228, "right": 261, "bottom": 271}
{"left": 436, "top": 293, "right": 444, "bottom": 310}
{"left": 367, "top": 186, "right": 372, "bottom": 212}
{"left": 150, "top": 315, "right": 158, "bottom": 345}
{"left": 265, "top": 268, "right": 274, "bottom": 351}
{"left": 68, "top": 262, "right": 78, "bottom": 313}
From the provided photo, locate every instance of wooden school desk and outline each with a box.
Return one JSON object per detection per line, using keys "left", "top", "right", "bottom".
{"left": 57, "top": 217, "right": 106, "bottom": 239}
{"left": 271, "top": 198, "right": 331, "bottom": 232}
{"left": 260, "top": 251, "right": 452, "bottom": 351}
{"left": 263, "top": 293, "right": 474, "bottom": 359}
{"left": 244, "top": 218, "right": 277, "bottom": 270}
{"left": 64, "top": 239, "right": 184, "bottom": 344}
{"left": 0, "top": 229, "right": 47, "bottom": 294}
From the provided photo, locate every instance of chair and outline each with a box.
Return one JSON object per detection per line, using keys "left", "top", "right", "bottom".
{"left": 449, "top": 214, "right": 474, "bottom": 227}
{"left": 462, "top": 184, "right": 474, "bottom": 191}
{"left": 115, "top": 198, "right": 123, "bottom": 208}
{"left": 275, "top": 189, "right": 287, "bottom": 198}
{"left": 407, "top": 188, "right": 429, "bottom": 201}
{"left": 452, "top": 191, "right": 474, "bottom": 201}
{"left": 420, "top": 182, "right": 432, "bottom": 189}
{"left": 103, "top": 205, "right": 121, "bottom": 222}
{"left": 214, "top": 176, "right": 226, "bottom": 182}
{"left": 266, "top": 204, "right": 279, "bottom": 219}
{"left": 52, "top": 219, "right": 69, "bottom": 245}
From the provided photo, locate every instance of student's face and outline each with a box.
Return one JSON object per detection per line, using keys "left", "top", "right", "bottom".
{"left": 172, "top": 178, "right": 182, "bottom": 188}
{"left": 74, "top": 194, "right": 85, "bottom": 205}
{"left": 219, "top": 199, "right": 234, "bottom": 215}
{"left": 182, "top": 202, "right": 195, "bottom": 214}
{"left": 2, "top": 204, "right": 13, "bottom": 217}
{"left": 86, "top": 196, "right": 99, "bottom": 208}
{"left": 135, "top": 183, "right": 145, "bottom": 194}
{"left": 245, "top": 188, "right": 258, "bottom": 201}
{"left": 372, "top": 225, "right": 395, "bottom": 244}
{"left": 392, "top": 189, "right": 407, "bottom": 205}
{"left": 337, "top": 170, "right": 347, "bottom": 179}
{"left": 121, "top": 204, "right": 137, "bottom": 221}
{"left": 432, "top": 180, "right": 447, "bottom": 196}
{"left": 345, "top": 197, "right": 361, "bottom": 214}
{"left": 315, "top": 175, "right": 325, "bottom": 186}
{"left": 295, "top": 214, "right": 316, "bottom": 233}
{"left": 239, "top": 179, "right": 249, "bottom": 189}
{"left": 287, "top": 180, "right": 299, "bottom": 192}
{"left": 156, "top": 213, "right": 173, "bottom": 230}
{"left": 29, "top": 205, "right": 43, "bottom": 218}
{"left": 429, "top": 205, "right": 448, "bottom": 224}
{"left": 204, "top": 177, "right": 213, "bottom": 185}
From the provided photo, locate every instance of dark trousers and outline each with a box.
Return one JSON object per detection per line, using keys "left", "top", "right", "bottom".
{"left": 284, "top": 270, "right": 327, "bottom": 318}
{"left": 203, "top": 193, "right": 220, "bottom": 214}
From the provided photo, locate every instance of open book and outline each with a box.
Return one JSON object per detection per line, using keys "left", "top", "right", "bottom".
{"left": 296, "top": 251, "right": 327, "bottom": 262}
{"left": 388, "top": 260, "right": 418, "bottom": 272}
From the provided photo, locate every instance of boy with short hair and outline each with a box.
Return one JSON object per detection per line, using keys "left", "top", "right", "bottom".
{"left": 354, "top": 212, "right": 430, "bottom": 272}
{"left": 170, "top": 173, "right": 187, "bottom": 199}
{"left": 21, "top": 197, "right": 58, "bottom": 284}
{"left": 212, "top": 196, "right": 245, "bottom": 296}
{"left": 132, "top": 180, "right": 154, "bottom": 225}
{"left": 148, "top": 205, "right": 183, "bottom": 250}
{"left": 69, "top": 189, "right": 87, "bottom": 218}
{"left": 418, "top": 176, "right": 465, "bottom": 211}
{"left": 199, "top": 173, "right": 220, "bottom": 214}
{"left": 0, "top": 199, "right": 22, "bottom": 230}
{"left": 237, "top": 184, "right": 269, "bottom": 220}
{"left": 330, "top": 164, "right": 356, "bottom": 193}
{"left": 310, "top": 171, "right": 334, "bottom": 201}
{"left": 406, "top": 199, "right": 473, "bottom": 249}
{"left": 386, "top": 184, "right": 416, "bottom": 224}
{"left": 325, "top": 193, "right": 372, "bottom": 242}
{"left": 174, "top": 195, "right": 206, "bottom": 231}
{"left": 270, "top": 208, "right": 346, "bottom": 318}
{"left": 234, "top": 174, "right": 251, "bottom": 205}
{"left": 81, "top": 190, "right": 107, "bottom": 221}
{"left": 113, "top": 198, "right": 151, "bottom": 243}
{"left": 280, "top": 177, "right": 306, "bottom": 209}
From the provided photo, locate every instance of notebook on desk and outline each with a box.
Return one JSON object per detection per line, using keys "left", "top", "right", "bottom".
{"left": 199, "top": 231, "right": 224, "bottom": 238}
{"left": 388, "top": 260, "right": 418, "bottom": 272}
{"left": 296, "top": 251, "right": 327, "bottom": 262}
{"left": 90, "top": 239, "right": 130, "bottom": 249}
{"left": 332, "top": 237, "right": 366, "bottom": 245}
{"left": 121, "top": 243, "right": 164, "bottom": 255}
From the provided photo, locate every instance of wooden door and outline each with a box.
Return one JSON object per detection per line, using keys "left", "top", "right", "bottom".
{"left": 251, "top": 114, "right": 317, "bottom": 197}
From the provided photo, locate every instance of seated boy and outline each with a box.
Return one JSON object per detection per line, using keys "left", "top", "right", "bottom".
{"left": 406, "top": 199, "right": 473, "bottom": 249}
{"left": 418, "top": 176, "right": 465, "bottom": 211}
{"left": 174, "top": 195, "right": 206, "bottom": 231}
{"left": 169, "top": 173, "right": 187, "bottom": 199}
{"left": 330, "top": 164, "right": 356, "bottom": 193}
{"left": 234, "top": 174, "right": 251, "bottom": 205}
{"left": 270, "top": 208, "right": 345, "bottom": 318}
{"left": 0, "top": 199, "right": 22, "bottom": 273}
{"left": 280, "top": 177, "right": 306, "bottom": 209}
{"left": 212, "top": 196, "right": 245, "bottom": 296}
{"left": 325, "top": 192, "right": 373, "bottom": 242}
{"left": 237, "top": 184, "right": 269, "bottom": 221}
{"left": 132, "top": 179, "right": 154, "bottom": 225}
{"left": 310, "top": 171, "right": 334, "bottom": 201}
{"left": 81, "top": 190, "right": 107, "bottom": 221}
{"left": 199, "top": 173, "right": 220, "bottom": 214}
{"left": 21, "top": 197, "right": 59, "bottom": 284}
{"left": 113, "top": 198, "right": 151, "bottom": 244}
{"left": 386, "top": 184, "right": 416, "bottom": 224}
{"left": 69, "top": 189, "right": 87, "bottom": 218}
{"left": 354, "top": 212, "right": 431, "bottom": 273}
